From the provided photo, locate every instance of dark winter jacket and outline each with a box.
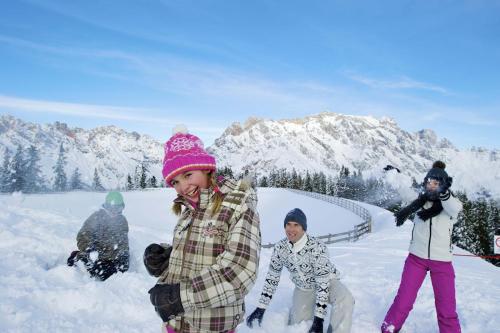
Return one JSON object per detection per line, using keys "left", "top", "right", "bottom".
{"left": 76, "top": 207, "right": 129, "bottom": 262}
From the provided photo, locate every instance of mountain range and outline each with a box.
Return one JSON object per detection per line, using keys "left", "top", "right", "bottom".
{"left": 1, "top": 113, "right": 498, "bottom": 198}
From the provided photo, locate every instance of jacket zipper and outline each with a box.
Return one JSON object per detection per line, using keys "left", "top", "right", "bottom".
{"left": 428, "top": 217, "right": 432, "bottom": 259}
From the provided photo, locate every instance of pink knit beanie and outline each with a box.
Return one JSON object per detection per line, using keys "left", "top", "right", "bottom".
{"left": 162, "top": 125, "right": 216, "bottom": 186}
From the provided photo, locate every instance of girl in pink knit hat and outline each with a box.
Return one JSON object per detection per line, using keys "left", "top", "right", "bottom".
{"left": 144, "top": 125, "right": 261, "bottom": 333}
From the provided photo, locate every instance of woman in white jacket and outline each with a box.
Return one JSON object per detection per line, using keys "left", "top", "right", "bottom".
{"left": 381, "top": 161, "right": 463, "bottom": 333}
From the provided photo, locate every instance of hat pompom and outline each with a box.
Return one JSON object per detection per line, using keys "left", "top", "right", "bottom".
{"left": 432, "top": 160, "right": 446, "bottom": 169}
{"left": 172, "top": 124, "right": 188, "bottom": 135}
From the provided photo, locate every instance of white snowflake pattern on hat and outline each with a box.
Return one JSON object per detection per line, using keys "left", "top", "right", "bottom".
{"left": 169, "top": 136, "right": 204, "bottom": 152}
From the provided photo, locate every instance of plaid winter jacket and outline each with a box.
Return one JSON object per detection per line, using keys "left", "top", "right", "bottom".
{"left": 258, "top": 235, "right": 338, "bottom": 319}
{"left": 158, "top": 178, "right": 261, "bottom": 333}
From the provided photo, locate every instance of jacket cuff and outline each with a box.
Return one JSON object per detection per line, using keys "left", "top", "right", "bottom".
{"left": 439, "top": 190, "right": 451, "bottom": 201}
{"left": 314, "top": 307, "right": 326, "bottom": 319}
{"left": 180, "top": 280, "right": 194, "bottom": 312}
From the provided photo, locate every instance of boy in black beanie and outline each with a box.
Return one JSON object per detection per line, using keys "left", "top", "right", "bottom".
{"left": 247, "top": 208, "right": 354, "bottom": 333}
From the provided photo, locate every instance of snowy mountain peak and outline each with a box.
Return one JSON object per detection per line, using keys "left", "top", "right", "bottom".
{"left": 208, "top": 112, "right": 498, "bottom": 198}
{"left": 0, "top": 115, "right": 163, "bottom": 189}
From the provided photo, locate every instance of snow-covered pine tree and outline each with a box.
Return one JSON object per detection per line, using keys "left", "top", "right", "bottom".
{"left": 259, "top": 175, "right": 268, "bottom": 187}
{"left": 311, "top": 172, "right": 320, "bottom": 193}
{"left": 336, "top": 166, "right": 350, "bottom": 198}
{"left": 303, "top": 171, "right": 313, "bottom": 192}
{"left": 24, "top": 145, "right": 45, "bottom": 193}
{"left": 149, "top": 175, "right": 157, "bottom": 188}
{"left": 290, "top": 169, "right": 299, "bottom": 189}
{"left": 11, "top": 145, "right": 27, "bottom": 192}
{"left": 92, "top": 168, "right": 104, "bottom": 191}
{"left": 53, "top": 143, "right": 67, "bottom": 192}
{"left": 268, "top": 169, "right": 277, "bottom": 188}
{"left": 217, "top": 166, "right": 235, "bottom": 179}
{"left": 139, "top": 163, "right": 148, "bottom": 189}
{"left": 133, "top": 165, "right": 141, "bottom": 189}
{"left": 126, "top": 174, "right": 134, "bottom": 190}
{"left": 326, "top": 175, "right": 336, "bottom": 196}
{"left": 0, "top": 149, "right": 13, "bottom": 193}
{"left": 453, "top": 193, "right": 500, "bottom": 266}
{"left": 70, "top": 168, "right": 84, "bottom": 190}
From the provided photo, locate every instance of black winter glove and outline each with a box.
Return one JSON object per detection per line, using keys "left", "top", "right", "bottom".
{"left": 149, "top": 283, "right": 184, "bottom": 322}
{"left": 67, "top": 250, "right": 80, "bottom": 266}
{"left": 394, "top": 194, "right": 427, "bottom": 227}
{"left": 416, "top": 200, "right": 443, "bottom": 221}
{"left": 308, "top": 316, "right": 324, "bottom": 333}
{"left": 143, "top": 243, "right": 172, "bottom": 277}
{"left": 246, "top": 307, "right": 266, "bottom": 328}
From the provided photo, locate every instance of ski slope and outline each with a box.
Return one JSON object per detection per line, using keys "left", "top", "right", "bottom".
{"left": 0, "top": 189, "right": 498, "bottom": 333}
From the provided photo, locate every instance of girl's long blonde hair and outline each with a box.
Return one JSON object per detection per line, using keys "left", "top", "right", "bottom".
{"left": 172, "top": 171, "right": 223, "bottom": 216}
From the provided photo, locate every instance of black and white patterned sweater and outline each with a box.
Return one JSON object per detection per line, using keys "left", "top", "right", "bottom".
{"left": 258, "top": 234, "right": 339, "bottom": 318}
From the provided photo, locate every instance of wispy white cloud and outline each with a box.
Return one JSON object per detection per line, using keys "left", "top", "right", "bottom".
{"left": 2, "top": 35, "right": 497, "bottom": 146}
{"left": 0, "top": 95, "right": 223, "bottom": 134}
{"left": 346, "top": 72, "right": 450, "bottom": 95}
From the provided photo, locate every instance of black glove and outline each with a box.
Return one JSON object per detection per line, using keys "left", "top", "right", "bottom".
{"left": 308, "top": 316, "right": 324, "bottom": 333}
{"left": 67, "top": 250, "right": 80, "bottom": 266}
{"left": 149, "top": 283, "right": 184, "bottom": 322}
{"left": 394, "top": 194, "right": 426, "bottom": 227}
{"left": 246, "top": 307, "right": 266, "bottom": 328}
{"left": 394, "top": 208, "right": 410, "bottom": 227}
{"left": 143, "top": 243, "right": 172, "bottom": 277}
{"left": 416, "top": 200, "right": 443, "bottom": 221}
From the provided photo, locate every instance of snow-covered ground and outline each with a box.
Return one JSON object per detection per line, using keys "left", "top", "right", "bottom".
{"left": 0, "top": 188, "right": 498, "bottom": 333}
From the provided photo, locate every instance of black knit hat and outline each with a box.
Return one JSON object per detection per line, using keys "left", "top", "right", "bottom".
{"left": 284, "top": 208, "right": 307, "bottom": 231}
{"left": 424, "top": 160, "right": 449, "bottom": 184}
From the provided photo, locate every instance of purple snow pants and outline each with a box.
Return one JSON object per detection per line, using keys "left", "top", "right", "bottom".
{"left": 381, "top": 253, "right": 461, "bottom": 333}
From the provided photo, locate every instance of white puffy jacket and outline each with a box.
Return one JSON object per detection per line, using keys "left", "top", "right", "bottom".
{"left": 409, "top": 192, "right": 463, "bottom": 262}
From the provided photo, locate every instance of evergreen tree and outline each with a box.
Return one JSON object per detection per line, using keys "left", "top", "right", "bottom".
{"left": 290, "top": 169, "right": 299, "bottom": 189}
{"left": 259, "top": 175, "right": 268, "bottom": 187}
{"left": 0, "top": 149, "right": 13, "bottom": 193}
{"left": 70, "top": 168, "right": 84, "bottom": 190}
{"left": 326, "top": 176, "right": 336, "bottom": 196}
{"left": 92, "top": 168, "right": 104, "bottom": 191}
{"left": 53, "top": 143, "right": 67, "bottom": 191}
{"left": 277, "top": 168, "right": 288, "bottom": 188}
{"left": 336, "top": 166, "right": 350, "bottom": 197}
{"left": 453, "top": 194, "right": 500, "bottom": 266}
{"left": 318, "top": 172, "right": 327, "bottom": 194}
{"left": 25, "top": 145, "right": 45, "bottom": 193}
{"left": 139, "top": 163, "right": 148, "bottom": 189}
{"left": 11, "top": 145, "right": 27, "bottom": 192}
{"left": 149, "top": 175, "right": 157, "bottom": 188}
{"left": 126, "top": 174, "right": 134, "bottom": 190}
{"left": 217, "top": 166, "right": 234, "bottom": 179}
{"left": 133, "top": 166, "right": 141, "bottom": 189}
{"left": 297, "top": 173, "right": 303, "bottom": 190}
{"left": 303, "top": 171, "right": 313, "bottom": 192}
{"left": 268, "top": 169, "right": 278, "bottom": 187}
{"left": 312, "top": 172, "right": 320, "bottom": 193}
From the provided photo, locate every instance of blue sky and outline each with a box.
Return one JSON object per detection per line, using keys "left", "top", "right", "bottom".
{"left": 0, "top": 0, "right": 499, "bottom": 148}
